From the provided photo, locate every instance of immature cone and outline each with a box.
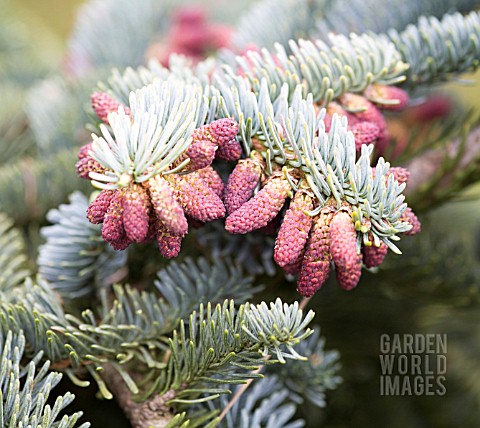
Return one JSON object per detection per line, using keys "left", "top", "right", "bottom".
{"left": 102, "top": 190, "right": 130, "bottom": 251}
{"left": 155, "top": 221, "right": 182, "bottom": 258}
{"left": 362, "top": 242, "right": 388, "bottom": 268}
{"left": 339, "top": 93, "right": 387, "bottom": 132}
{"left": 77, "top": 142, "right": 93, "bottom": 159}
{"left": 87, "top": 190, "right": 115, "bottom": 224}
{"left": 122, "top": 184, "right": 151, "bottom": 242}
{"left": 387, "top": 167, "right": 410, "bottom": 185}
{"left": 91, "top": 91, "right": 130, "bottom": 124}
{"left": 225, "top": 173, "right": 291, "bottom": 234}
{"left": 323, "top": 102, "right": 358, "bottom": 132}
{"left": 215, "top": 139, "right": 243, "bottom": 161}
{"left": 146, "top": 175, "right": 188, "bottom": 237}
{"left": 75, "top": 156, "right": 104, "bottom": 179}
{"left": 167, "top": 173, "right": 225, "bottom": 222}
{"left": 401, "top": 207, "right": 421, "bottom": 235}
{"left": 224, "top": 157, "right": 263, "bottom": 215}
{"left": 208, "top": 118, "right": 239, "bottom": 146}
{"left": 329, "top": 209, "right": 362, "bottom": 290}
{"left": 274, "top": 191, "right": 313, "bottom": 267}
{"left": 192, "top": 118, "right": 238, "bottom": 147}
{"left": 350, "top": 121, "right": 380, "bottom": 150}
{"left": 364, "top": 83, "right": 409, "bottom": 111}
{"left": 185, "top": 139, "right": 217, "bottom": 170}
{"left": 297, "top": 208, "right": 335, "bottom": 297}
{"left": 195, "top": 166, "right": 224, "bottom": 198}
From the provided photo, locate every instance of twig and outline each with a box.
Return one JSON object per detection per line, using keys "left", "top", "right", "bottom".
{"left": 216, "top": 355, "right": 271, "bottom": 425}
{"left": 299, "top": 296, "right": 311, "bottom": 311}
{"left": 101, "top": 364, "right": 175, "bottom": 428}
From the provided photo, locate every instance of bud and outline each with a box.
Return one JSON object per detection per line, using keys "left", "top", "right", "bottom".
{"left": 77, "top": 142, "right": 93, "bottom": 159}
{"left": 87, "top": 190, "right": 114, "bottom": 224}
{"left": 224, "top": 158, "right": 263, "bottom": 215}
{"left": 274, "top": 191, "right": 313, "bottom": 267}
{"left": 225, "top": 173, "right": 291, "bottom": 234}
{"left": 329, "top": 209, "right": 362, "bottom": 290}
{"left": 297, "top": 208, "right": 334, "bottom": 297}
{"left": 208, "top": 118, "right": 239, "bottom": 146}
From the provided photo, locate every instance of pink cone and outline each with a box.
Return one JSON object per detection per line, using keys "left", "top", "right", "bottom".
{"left": 224, "top": 158, "right": 263, "bottom": 215}
{"left": 274, "top": 191, "right": 313, "bottom": 267}
{"left": 401, "top": 207, "right": 421, "bottom": 235}
{"left": 215, "top": 139, "right": 243, "bottom": 161}
{"left": 75, "top": 156, "right": 104, "bottom": 179}
{"left": 362, "top": 242, "right": 388, "bottom": 268}
{"left": 225, "top": 173, "right": 291, "bottom": 234}
{"left": 155, "top": 220, "right": 182, "bottom": 258}
{"left": 350, "top": 121, "right": 380, "bottom": 150}
{"left": 87, "top": 190, "right": 115, "bottom": 224}
{"left": 195, "top": 166, "right": 225, "bottom": 198}
{"left": 297, "top": 208, "right": 335, "bottom": 297}
{"left": 186, "top": 139, "right": 217, "bottom": 170}
{"left": 329, "top": 210, "right": 362, "bottom": 290}
{"left": 145, "top": 175, "right": 188, "bottom": 237}
{"left": 168, "top": 173, "right": 225, "bottom": 222}
{"left": 122, "top": 184, "right": 151, "bottom": 242}
{"left": 91, "top": 92, "right": 130, "bottom": 124}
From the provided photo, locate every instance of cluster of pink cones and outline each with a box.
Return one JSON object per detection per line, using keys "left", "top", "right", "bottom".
{"left": 79, "top": 87, "right": 420, "bottom": 296}
{"left": 324, "top": 83, "right": 409, "bottom": 155}
{"left": 77, "top": 92, "right": 239, "bottom": 257}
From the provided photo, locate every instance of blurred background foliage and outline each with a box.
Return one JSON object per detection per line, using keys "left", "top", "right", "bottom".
{"left": 2, "top": 0, "right": 480, "bottom": 427}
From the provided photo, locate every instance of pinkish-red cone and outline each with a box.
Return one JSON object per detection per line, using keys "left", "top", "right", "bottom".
{"left": 167, "top": 173, "right": 225, "bottom": 222}
{"left": 77, "top": 142, "right": 93, "bottom": 159}
{"left": 350, "top": 121, "right": 380, "bottom": 150}
{"left": 185, "top": 139, "right": 217, "bottom": 170}
{"left": 387, "top": 167, "right": 410, "bottom": 185}
{"left": 225, "top": 173, "right": 291, "bottom": 234}
{"left": 274, "top": 191, "right": 313, "bottom": 267}
{"left": 102, "top": 190, "right": 131, "bottom": 250}
{"left": 195, "top": 166, "right": 224, "bottom": 198}
{"left": 215, "top": 140, "right": 243, "bottom": 161}
{"left": 122, "top": 184, "right": 151, "bottom": 242}
{"left": 297, "top": 208, "right": 335, "bottom": 297}
{"left": 224, "top": 157, "right": 263, "bottom": 215}
{"left": 362, "top": 242, "right": 388, "bottom": 268}
{"left": 91, "top": 92, "right": 130, "bottom": 124}
{"left": 146, "top": 175, "right": 188, "bottom": 237}
{"left": 155, "top": 220, "right": 182, "bottom": 258}
{"left": 87, "top": 190, "right": 115, "bottom": 224}
{"left": 401, "top": 207, "right": 421, "bottom": 235}
{"left": 329, "top": 209, "right": 362, "bottom": 290}
{"left": 75, "top": 156, "right": 105, "bottom": 179}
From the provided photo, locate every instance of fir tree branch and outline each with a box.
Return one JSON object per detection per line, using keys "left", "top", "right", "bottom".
{"left": 0, "top": 331, "right": 90, "bottom": 428}
{"left": 0, "top": 213, "right": 30, "bottom": 295}
{"left": 388, "top": 11, "right": 480, "bottom": 87}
